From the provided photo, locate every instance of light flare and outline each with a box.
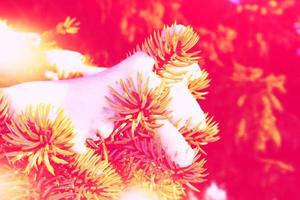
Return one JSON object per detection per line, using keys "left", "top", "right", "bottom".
{"left": 0, "top": 21, "right": 41, "bottom": 66}
{"left": 0, "top": 166, "right": 35, "bottom": 200}
{"left": 0, "top": 21, "right": 47, "bottom": 87}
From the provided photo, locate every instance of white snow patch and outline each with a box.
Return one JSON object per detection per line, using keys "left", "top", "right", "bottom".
{"left": 157, "top": 120, "right": 195, "bottom": 167}
{"left": 119, "top": 187, "right": 159, "bottom": 200}
{"left": 205, "top": 182, "right": 227, "bottom": 200}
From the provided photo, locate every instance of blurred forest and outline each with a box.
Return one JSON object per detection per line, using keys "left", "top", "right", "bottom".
{"left": 0, "top": 0, "right": 299, "bottom": 199}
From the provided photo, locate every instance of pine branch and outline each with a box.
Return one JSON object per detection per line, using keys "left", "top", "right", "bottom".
{"left": 108, "top": 131, "right": 207, "bottom": 192}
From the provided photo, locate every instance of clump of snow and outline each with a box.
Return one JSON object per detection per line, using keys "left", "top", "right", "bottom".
{"left": 167, "top": 82, "right": 206, "bottom": 130}
{"left": 157, "top": 120, "right": 195, "bottom": 168}
{"left": 205, "top": 182, "right": 227, "bottom": 200}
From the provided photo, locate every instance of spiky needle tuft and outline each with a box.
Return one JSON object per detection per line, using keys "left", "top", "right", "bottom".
{"left": 179, "top": 114, "right": 220, "bottom": 152}
{"left": 0, "top": 90, "right": 10, "bottom": 126}
{"left": 3, "top": 104, "right": 75, "bottom": 175}
{"left": 188, "top": 69, "right": 211, "bottom": 100}
{"left": 133, "top": 23, "right": 201, "bottom": 82}
{"left": 106, "top": 73, "right": 171, "bottom": 138}
{"left": 128, "top": 169, "right": 185, "bottom": 200}
{"left": 70, "top": 149, "right": 123, "bottom": 200}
